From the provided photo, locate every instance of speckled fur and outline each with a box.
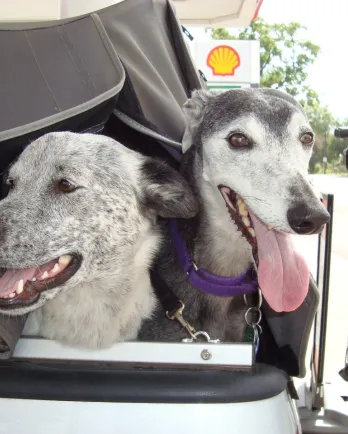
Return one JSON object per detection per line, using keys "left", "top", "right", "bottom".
{"left": 0, "top": 132, "right": 198, "bottom": 349}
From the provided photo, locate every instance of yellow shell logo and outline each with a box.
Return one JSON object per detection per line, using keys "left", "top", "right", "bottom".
{"left": 206, "top": 45, "right": 241, "bottom": 76}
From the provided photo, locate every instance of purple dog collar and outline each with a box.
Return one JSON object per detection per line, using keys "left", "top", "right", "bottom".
{"left": 169, "top": 219, "right": 258, "bottom": 297}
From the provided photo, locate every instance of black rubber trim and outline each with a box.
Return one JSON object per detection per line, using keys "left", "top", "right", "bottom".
{"left": 0, "top": 361, "right": 287, "bottom": 403}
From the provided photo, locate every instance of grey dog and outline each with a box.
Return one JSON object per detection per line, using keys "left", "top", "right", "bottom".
{"left": 0, "top": 132, "right": 197, "bottom": 348}
{"left": 139, "top": 88, "right": 330, "bottom": 343}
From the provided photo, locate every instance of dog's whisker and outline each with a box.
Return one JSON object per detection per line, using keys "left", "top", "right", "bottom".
{"left": 34, "top": 265, "right": 43, "bottom": 280}
{"left": 241, "top": 195, "right": 272, "bottom": 206}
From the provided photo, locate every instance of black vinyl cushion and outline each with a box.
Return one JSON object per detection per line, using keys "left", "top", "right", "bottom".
{"left": 0, "top": 361, "right": 288, "bottom": 403}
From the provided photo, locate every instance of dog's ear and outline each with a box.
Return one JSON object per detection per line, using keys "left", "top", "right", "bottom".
{"left": 141, "top": 158, "right": 199, "bottom": 219}
{"left": 182, "top": 89, "right": 219, "bottom": 153}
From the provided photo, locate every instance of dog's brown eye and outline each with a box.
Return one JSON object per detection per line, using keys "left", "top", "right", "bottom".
{"left": 57, "top": 179, "right": 76, "bottom": 193}
{"left": 229, "top": 133, "right": 250, "bottom": 148}
{"left": 300, "top": 132, "right": 314, "bottom": 145}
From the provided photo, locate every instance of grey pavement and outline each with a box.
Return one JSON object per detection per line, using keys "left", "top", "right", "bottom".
{"left": 293, "top": 175, "right": 348, "bottom": 380}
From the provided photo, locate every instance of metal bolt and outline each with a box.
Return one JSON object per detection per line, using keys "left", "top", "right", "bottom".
{"left": 201, "top": 349, "right": 212, "bottom": 360}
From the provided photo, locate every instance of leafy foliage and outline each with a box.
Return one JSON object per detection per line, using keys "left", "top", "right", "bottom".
{"left": 304, "top": 103, "right": 348, "bottom": 173}
{"left": 210, "top": 19, "right": 320, "bottom": 107}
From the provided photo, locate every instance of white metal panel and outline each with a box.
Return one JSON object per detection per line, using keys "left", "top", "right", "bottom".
{"left": 13, "top": 337, "right": 254, "bottom": 367}
{"left": 173, "top": 0, "right": 259, "bottom": 28}
{"left": 0, "top": 0, "right": 60, "bottom": 21}
{"left": 0, "top": 392, "right": 299, "bottom": 434}
{"left": 250, "top": 39, "right": 261, "bottom": 83}
{"left": 60, "top": 0, "right": 125, "bottom": 19}
{"left": 0, "top": 0, "right": 258, "bottom": 27}
{"left": 173, "top": 0, "right": 242, "bottom": 21}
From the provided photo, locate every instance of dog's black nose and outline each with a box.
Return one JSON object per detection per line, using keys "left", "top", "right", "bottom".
{"left": 287, "top": 204, "right": 331, "bottom": 235}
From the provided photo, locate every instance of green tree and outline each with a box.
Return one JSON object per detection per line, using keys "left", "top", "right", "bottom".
{"left": 304, "top": 104, "right": 334, "bottom": 173}
{"left": 326, "top": 119, "right": 348, "bottom": 173}
{"left": 304, "top": 104, "right": 347, "bottom": 173}
{"left": 210, "top": 19, "right": 320, "bottom": 107}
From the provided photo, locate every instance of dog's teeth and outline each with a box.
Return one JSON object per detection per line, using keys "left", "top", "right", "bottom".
{"left": 268, "top": 226, "right": 273, "bottom": 230}
{"left": 249, "top": 228, "right": 256, "bottom": 237}
{"left": 17, "top": 280, "right": 24, "bottom": 294}
{"left": 242, "top": 216, "right": 250, "bottom": 227}
{"left": 31, "top": 277, "right": 36, "bottom": 282}
{"left": 8, "top": 292, "right": 16, "bottom": 298}
{"left": 58, "top": 255, "right": 72, "bottom": 266}
{"left": 237, "top": 197, "right": 248, "bottom": 217}
{"left": 41, "top": 271, "right": 49, "bottom": 280}
{"left": 239, "top": 205, "right": 248, "bottom": 217}
{"left": 52, "top": 263, "right": 60, "bottom": 274}
{"left": 237, "top": 197, "right": 244, "bottom": 206}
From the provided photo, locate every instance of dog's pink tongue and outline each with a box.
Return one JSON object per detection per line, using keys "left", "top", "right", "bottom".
{"left": 0, "top": 268, "right": 37, "bottom": 297}
{"left": 249, "top": 213, "right": 309, "bottom": 312}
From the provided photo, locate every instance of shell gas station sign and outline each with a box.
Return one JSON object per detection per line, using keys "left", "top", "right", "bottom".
{"left": 207, "top": 45, "right": 241, "bottom": 76}
{"left": 191, "top": 40, "right": 260, "bottom": 90}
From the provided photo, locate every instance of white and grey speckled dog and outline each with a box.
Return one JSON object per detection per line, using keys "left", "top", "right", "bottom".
{"left": 0, "top": 132, "right": 198, "bottom": 349}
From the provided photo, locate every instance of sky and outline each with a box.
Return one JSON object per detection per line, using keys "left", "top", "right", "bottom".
{"left": 188, "top": 0, "right": 348, "bottom": 120}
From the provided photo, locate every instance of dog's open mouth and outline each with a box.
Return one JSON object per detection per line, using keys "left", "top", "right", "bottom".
{"left": 219, "top": 186, "right": 258, "bottom": 259}
{"left": 218, "top": 185, "right": 310, "bottom": 313}
{"left": 0, "top": 254, "right": 81, "bottom": 307}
